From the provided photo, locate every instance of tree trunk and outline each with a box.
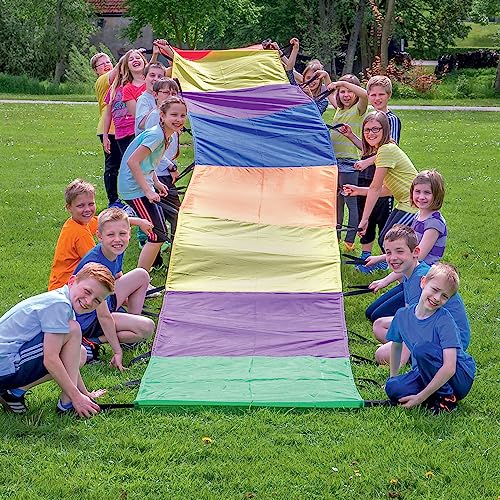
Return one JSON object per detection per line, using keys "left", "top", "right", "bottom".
{"left": 495, "top": 57, "right": 500, "bottom": 92}
{"left": 53, "top": 0, "right": 63, "bottom": 84}
{"left": 360, "top": 24, "right": 369, "bottom": 74}
{"left": 380, "top": 0, "right": 396, "bottom": 73}
{"left": 342, "top": 0, "right": 365, "bottom": 75}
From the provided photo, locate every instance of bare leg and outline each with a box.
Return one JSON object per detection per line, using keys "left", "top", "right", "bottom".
{"left": 375, "top": 341, "right": 411, "bottom": 366}
{"left": 58, "top": 320, "right": 85, "bottom": 405}
{"left": 373, "top": 316, "right": 394, "bottom": 343}
{"left": 114, "top": 268, "right": 150, "bottom": 314}
{"left": 361, "top": 242, "right": 374, "bottom": 253}
{"left": 111, "top": 311, "right": 155, "bottom": 344}
{"left": 138, "top": 242, "right": 162, "bottom": 272}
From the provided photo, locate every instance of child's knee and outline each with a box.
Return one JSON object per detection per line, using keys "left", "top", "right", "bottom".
{"left": 69, "top": 320, "right": 82, "bottom": 339}
{"left": 139, "top": 317, "right": 155, "bottom": 339}
{"left": 384, "top": 376, "right": 401, "bottom": 401}
{"left": 131, "top": 267, "right": 150, "bottom": 286}
{"left": 79, "top": 346, "right": 87, "bottom": 367}
{"left": 375, "top": 344, "right": 390, "bottom": 365}
{"left": 373, "top": 318, "right": 389, "bottom": 342}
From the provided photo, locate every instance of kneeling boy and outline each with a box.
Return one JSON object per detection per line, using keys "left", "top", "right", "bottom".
{"left": 75, "top": 208, "right": 155, "bottom": 369}
{"left": 0, "top": 263, "right": 114, "bottom": 417}
{"left": 385, "top": 263, "right": 476, "bottom": 414}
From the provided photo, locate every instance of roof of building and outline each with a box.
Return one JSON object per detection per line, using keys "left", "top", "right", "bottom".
{"left": 88, "top": 0, "right": 126, "bottom": 15}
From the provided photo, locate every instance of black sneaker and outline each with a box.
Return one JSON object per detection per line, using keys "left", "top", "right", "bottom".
{"left": 427, "top": 394, "right": 457, "bottom": 415}
{"left": 0, "top": 390, "right": 27, "bottom": 414}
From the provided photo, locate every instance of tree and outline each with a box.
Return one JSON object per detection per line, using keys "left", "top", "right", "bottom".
{"left": 125, "top": 0, "right": 260, "bottom": 49}
{"left": 342, "top": 0, "right": 366, "bottom": 74}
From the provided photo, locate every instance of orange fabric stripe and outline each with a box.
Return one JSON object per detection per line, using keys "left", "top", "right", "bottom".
{"left": 181, "top": 166, "right": 338, "bottom": 228}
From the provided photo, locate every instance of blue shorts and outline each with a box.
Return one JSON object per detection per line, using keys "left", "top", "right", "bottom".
{"left": 0, "top": 332, "right": 47, "bottom": 391}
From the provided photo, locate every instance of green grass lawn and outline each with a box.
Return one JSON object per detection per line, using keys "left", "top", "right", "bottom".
{"left": 0, "top": 104, "right": 499, "bottom": 498}
{"left": 455, "top": 22, "right": 500, "bottom": 48}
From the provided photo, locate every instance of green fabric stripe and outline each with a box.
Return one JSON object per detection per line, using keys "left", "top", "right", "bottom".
{"left": 135, "top": 356, "right": 363, "bottom": 409}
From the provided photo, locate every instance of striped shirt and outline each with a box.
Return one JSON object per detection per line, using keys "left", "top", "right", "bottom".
{"left": 412, "top": 211, "right": 447, "bottom": 265}
{"left": 375, "top": 143, "right": 418, "bottom": 213}
{"left": 331, "top": 105, "right": 366, "bottom": 163}
{"left": 386, "top": 110, "right": 401, "bottom": 144}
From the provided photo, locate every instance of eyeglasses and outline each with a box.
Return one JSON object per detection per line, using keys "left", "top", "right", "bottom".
{"left": 364, "top": 126, "right": 382, "bottom": 134}
{"left": 94, "top": 60, "right": 111, "bottom": 69}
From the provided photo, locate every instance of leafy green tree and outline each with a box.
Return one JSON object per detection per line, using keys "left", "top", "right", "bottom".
{"left": 125, "top": 0, "right": 260, "bottom": 49}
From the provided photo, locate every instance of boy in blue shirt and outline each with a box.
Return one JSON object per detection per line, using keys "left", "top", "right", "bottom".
{"left": 369, "top": 225, "right": 470, "bottom": 365}
{"left": 75, "top": 208, "right": 155, "bottom": 370}
{"left": 385, "top": 263, "right": 476, "bottom": 414}
{"left": 0, "top": 263, "right": 114, "bottom": 416}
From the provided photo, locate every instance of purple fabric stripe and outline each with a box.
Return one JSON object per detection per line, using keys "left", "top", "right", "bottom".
{"left": 152, "top": 291, "right": 349, "bottom": 358}
{"left": 182, "top": 84, "right": 313, "bottom": 119}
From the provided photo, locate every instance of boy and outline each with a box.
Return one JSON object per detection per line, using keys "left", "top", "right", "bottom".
{"left": 134, "top": 63, "right": 167, "bottom": 136}
{"left": 369, "top": 225, "right": 470, "bottom": 365}
{"left": 385, "top": 263, "right": 476, "bottom": 414}
{"left": 0, "top": 263, "right": 114, "bottom": 417}
{"left": 90, "top": 52, "right": 122, "bottom": 206}
{"left": 74, "top": 208, "right": 155, "bottom": 369}
{"left": 48, "top": 179, "right": 153, "bottom": 291}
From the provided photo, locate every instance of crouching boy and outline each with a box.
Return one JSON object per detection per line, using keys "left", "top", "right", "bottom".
{"left": 385, "top": 263, "right": 476, "bottom": 414}
{"left": 0, "top": 263, "right": 114, "bottom": 417}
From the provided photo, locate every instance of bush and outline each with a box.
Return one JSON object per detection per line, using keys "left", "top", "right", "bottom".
{"left": 0, "top": 73, "right": 93, "bottom": 95}
{"left": 65, "top": 43, "right": 115, "bottom": 86}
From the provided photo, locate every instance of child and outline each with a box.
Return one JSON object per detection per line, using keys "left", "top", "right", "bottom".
{"left": 145, "top": 78, "right": 182, "bottom": 239}
{"left": 343, "top": 111, "right": 418, "bottom": 250}
{"left": 385, "top": 263, "right": 476, "bottom": 414}
{"left": 118, "top": 97, "right": 188, "bottom": 272}
{"left": 48, "top": 179, "right": 153, "bottom": 291}
{"left": 365, "top": 170, "right": 448, "bottom": 323}
{"left": 90, "top": 52, "right": 122, "bottom": 206}
{"left": 74, "top": 208, "right": 155, "bottom": 367}
{"left": 282, "top": 38, "right": 335, "bottom": 114}
{"left": 346, "top": 76, "right": 399, "bottom": 272}
{"left": 327, "top": 75, "right": 368, "bottom": 250}
{"left": 134, "top": 63, "right": 167, "bottom": 136}
{"left": 0, "top": 263, "right": 114, "bottom": 417}
{"left": 368, "top": 226, "right": 469, "bottom": 366}
{"left": 122, "top": 49, "right": 148, "bottom": 118}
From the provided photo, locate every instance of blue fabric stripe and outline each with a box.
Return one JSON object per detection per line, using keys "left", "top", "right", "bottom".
{"left": 189, "top": 103, "right": 337, "bottom": 168}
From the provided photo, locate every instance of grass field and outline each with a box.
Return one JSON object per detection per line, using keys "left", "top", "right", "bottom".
{"left": 0, "top": 103, "right": 499, "bottom": 499}
{"left": 455, "top": 22, "right": 500, "bottom": 48}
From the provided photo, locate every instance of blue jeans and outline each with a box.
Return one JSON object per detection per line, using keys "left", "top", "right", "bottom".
{"left": 365, "top": 283, "right": 404, "bottom": 322}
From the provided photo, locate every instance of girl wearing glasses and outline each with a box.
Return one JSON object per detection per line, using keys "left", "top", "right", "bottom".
{"left": 343, "top": 111, "right": 418, "bottom": 250}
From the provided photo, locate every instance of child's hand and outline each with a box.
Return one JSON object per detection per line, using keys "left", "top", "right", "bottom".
{"left": 399, "top": 394, "right": 424, "bottom": 408}
{"left": 315, "top": 69, "right": 328, "bottom": 80}
{"left": 368, "top": 279, "right": 386, "bottom": 292}
{"left": 357, "top": 218, "right": 369, "bottom": 236}
{"left": 72, "top": 392, "right": 101, "bottom": 417}
{"left": 290, "top": 37, "right": 299, "bottom": 47}
{"left": 302, "top": 86, "right": 313, "bottom": 98}
{"left": 270, "top": 41, "right": 280, "bottom": 51}
{"left": 338, "top": 124, "right": 353, "bottom": 136}
{"left": 342, "top": 184, "right": 358, "bottom": 196}
{"left": 138, "top": 219, "right": 154, "bottom": 235}
{"left": 110, "top": 352, "right": 125, "bottom": 373}
{"left": 171, "top": 170, "right": 179, "bottom": 183}
{"left": 365, "top": 255, "right": 386, "bottom": 267}
{"left": 327, "top": 81, "right": 338, "bottom": 92}
{"left": 354, "top": 159, "right": 370, "bottom": 171}
{"left": 102, "top": 135, "right": 111, "bottom": 154}
{"left": 156, "top": 182, "right": 168, "bottom": 197}
{"left": 146, "top": 189, "right": 160, "bottom": 203}
{"left": 87, "top": 388, "right": 107, "bottom": 399}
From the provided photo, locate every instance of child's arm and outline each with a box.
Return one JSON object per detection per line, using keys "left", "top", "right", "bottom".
{"left": 365, "top": 254, "right": 387, "bottom": 267}
{"left": 390, "top": 341, "right": 403, "bottom": 377}
{"left": 369, "top": 271, "right": 401, "bottom": 292}
{"left": 95, "top": 302, "right": 124, "bottom": 372}
{"left": 284, "top": 38, "right": 299, "bottom": 71}
{"left": 102, "top": 104, "right": 112, "bottom": 154}
{"left": 327, "top": 81, "right": 368, "bottom": 113}
{"left": 125, "top": 97, "right": 137, "bottom": 118}
{"left": 153, "top": 171, "right": 168, "bottom": 197}
{"left": 354, "top": 156, "right": 376, "bottom": 171}
{"left": 154, "top": 39, "right": 174, "bottom": 60}
{"left": 128, "top": 146, "right": 160, "bottom": 202}
{"left": 43, "top": 333, "right": 100, "bottom": 416}
{"left": 399, "top": 348, "right": 457, "bottom": 408}
{"left": 416, "top": 228, "right": 440, "bottom": 263}
{"left": 338, "top": 124, "right": 362, "bottom": 150}
{"left": 129, "top": 216, "right": 154, "bottom": 235}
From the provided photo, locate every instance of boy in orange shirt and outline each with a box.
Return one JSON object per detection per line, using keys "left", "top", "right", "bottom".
{"left": 48, "top": 179, "right": 152, "bottom": 290}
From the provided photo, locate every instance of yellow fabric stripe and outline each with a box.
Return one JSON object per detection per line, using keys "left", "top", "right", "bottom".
{"left": 172, "top": 50, "right": 289, "bottom": 92}
{"left": 167, "top": 213, "right": 342, "bottom": 293}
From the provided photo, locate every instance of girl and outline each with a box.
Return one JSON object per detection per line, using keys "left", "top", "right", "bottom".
{"left": 118, "top": 97, "right": 187, "bottom": 272}
{"left": 282, "top": 38, "right": 335, "bottom": 114}
{"left": 103, "top": 51, "right": 144, "bottom": 157}
{"left": 121, "top": 49, "right": 148, "bottom": 118}
{"left": 327, "top": 75, "right": 368, "bottom": 251}
{"left": 343, "top": 111, "right": 418, "bottom": 250}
